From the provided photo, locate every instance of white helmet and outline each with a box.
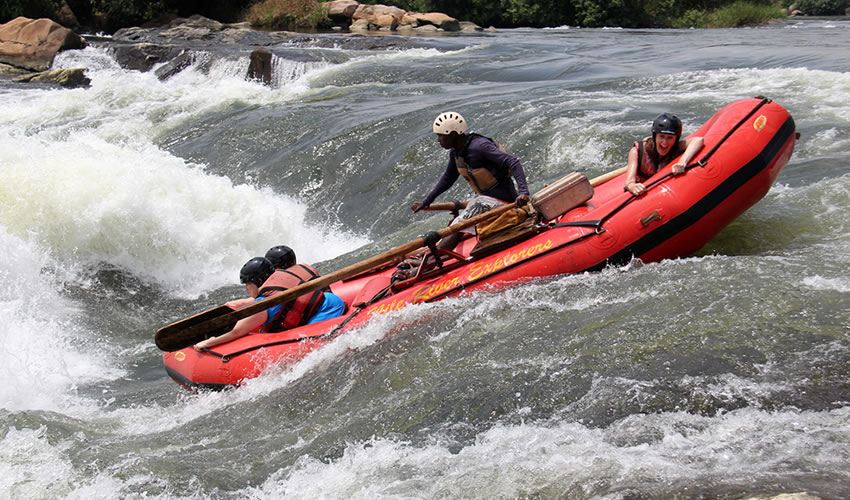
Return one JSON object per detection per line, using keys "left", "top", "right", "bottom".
{"left": 433, "top": 112, "right": 467, "bottom": 135}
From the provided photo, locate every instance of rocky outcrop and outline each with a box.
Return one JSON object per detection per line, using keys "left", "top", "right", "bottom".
{"left": 246, "top": 47, "right": 272, "bottom": 85}
{"left": 0, "top": 17, "right": 85, "bottom": 71}
{"left": 409, "top": 12, "right": 461, "bottom": 32}
{"left": 14, "top": 67, "right": 90, "bottom": 88}
{"left": 327, "top": 0, "right": 360, "bottom": 21}
{"left": 110, "top": 42, "right": 183, "bottom": 73}
{"left": 0, "top": 62, "right": 30, "bottom": 78}
{"left": 104, "top": 15, "right": 451, "bottom": 80}
{"left": 2, "top": 10, "right": 477, "bottom": 89}
{"left": 112, "top": 14, "right": 296, "bottom": 47}
{"left": 322, "top": 0, "right": 480, "bottom": 33}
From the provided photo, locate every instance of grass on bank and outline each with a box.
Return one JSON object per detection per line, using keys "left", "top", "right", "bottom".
{"left": 243, "top": 0, "right": 329, "bottom": 30}
{"left": 672, "top": 2, "right": 787, "bottom": 28}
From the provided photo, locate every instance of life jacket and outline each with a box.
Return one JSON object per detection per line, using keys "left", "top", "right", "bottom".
{"left": 455, "top": 134, "right": 509, "bottom": 194}
{"left": 634, "top": 137, "right": 687, "bottom": 182}
{"left": 258, "top": 264, "right": 326, "bottom": 332}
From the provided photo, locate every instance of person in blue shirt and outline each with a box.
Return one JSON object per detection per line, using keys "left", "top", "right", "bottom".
{"left": 193, "top": 249, "right": 345, "bottom": 351}
{"left": 263, "top": 245, "right": 346, "bottom": 324}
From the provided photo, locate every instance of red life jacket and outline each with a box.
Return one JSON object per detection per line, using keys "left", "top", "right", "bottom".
{"left": 258, "top": 264, "right": 325, "bottom": 332}
{"left": 634, "top": 137, "right": 687, "bottom": 181}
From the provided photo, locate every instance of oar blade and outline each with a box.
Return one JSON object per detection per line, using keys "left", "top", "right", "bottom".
{"left": 154, "top": 305, "right": 237, "bottom": 351}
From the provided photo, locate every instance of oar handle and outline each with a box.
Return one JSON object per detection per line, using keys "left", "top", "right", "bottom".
{"left": 423, "top": 201, "right": 468, "bottom": 212}
{"left": 154, "top": 201, "right": 517, "bottom": 351}
{"left": 589, "top": 166, "right": 627, "bottom": 187}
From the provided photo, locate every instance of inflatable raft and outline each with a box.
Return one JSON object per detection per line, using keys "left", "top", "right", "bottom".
{"left": 161, "top": 97, "right": 797, "bottom": 391}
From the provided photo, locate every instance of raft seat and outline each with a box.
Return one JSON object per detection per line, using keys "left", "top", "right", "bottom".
{"left": 470, "top": 219, "right": 546, "bottom": 258}
{"left": 351, "top": 275, "right": 392, "bottom": 308}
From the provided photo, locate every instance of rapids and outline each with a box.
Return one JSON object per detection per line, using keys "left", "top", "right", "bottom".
{"left": 1, "top": 18, "right": 849, "bottom": 499}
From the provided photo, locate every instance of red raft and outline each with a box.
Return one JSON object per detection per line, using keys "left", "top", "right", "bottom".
{"left": 163, "top": 97, "right": 797, "bottom": 390}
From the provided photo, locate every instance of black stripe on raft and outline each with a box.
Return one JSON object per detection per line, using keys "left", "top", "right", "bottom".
{"left": 165, "top": 365, "right": 231, "bottom": 392}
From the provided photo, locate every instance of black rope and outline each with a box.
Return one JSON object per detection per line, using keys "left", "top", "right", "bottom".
{"left": 549, "top": 220, "right": 603, "bottom": 229}
{"left": 694, "top": 96, "right": 772, "bottom": 167}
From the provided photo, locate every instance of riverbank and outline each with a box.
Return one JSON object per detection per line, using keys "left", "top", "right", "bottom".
{"left": 1, "top": 0, "right": 817, "bottom": 35}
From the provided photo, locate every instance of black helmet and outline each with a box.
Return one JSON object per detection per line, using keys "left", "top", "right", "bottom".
{"left": 651, "top": 113, "right": 682, "bottom": 138}
{"left": 240, "top": 257, "right": 274, "bottom": 287}
{"left": 265, "top": 245, "right": 296, "bottom": 270}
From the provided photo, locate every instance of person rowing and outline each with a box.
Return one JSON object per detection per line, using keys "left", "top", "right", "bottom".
{"left": 411, "top": 111, "right": 531, "bottom": 253}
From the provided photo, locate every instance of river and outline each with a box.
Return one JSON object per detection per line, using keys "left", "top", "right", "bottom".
{"left": 1, "top": 17, "right": 849, "bottom": 499}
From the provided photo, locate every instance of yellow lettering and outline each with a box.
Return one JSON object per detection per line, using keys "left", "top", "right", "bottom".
{"left": 367, "top": 298, "right": 408, "bottom": 315}
{"left": 462, "top": 238, "right": 555, "bottom": 282}
{"left": 468, "top": 261, "right": 486, "bottom": 281}
{"left": 412, "top": 277, "right": 462, "bottom": 303}
{"left": 412, "top": 285, "right": 430, "bottom": 303}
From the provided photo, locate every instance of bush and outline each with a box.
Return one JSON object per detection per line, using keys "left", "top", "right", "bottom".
{"left": 795, "top": 0, "right": 849, "bottom": 14}
{"left": 1, "top": 0, "right": 57, "bottom": 23}
{"left": 1, "top": 0, "right": 26, "bottom": 21}
{"left": 670, "top": 1, "right": 784, "bottom": 27}
{"left": 709, "top": 1, "right": 784, "bottom": 26}
{"left": 243, "top": 0, "right": 330, "bottom": 30}
{"left": 671, "top": 8, "right": 709, "bottom": 27}
{"left": 87, "top": 0, "right": 171, "bottom": 32}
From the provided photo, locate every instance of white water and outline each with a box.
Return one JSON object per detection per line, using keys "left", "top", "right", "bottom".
{"left": 1, "top": 47, "right": 370, "bottom": 298}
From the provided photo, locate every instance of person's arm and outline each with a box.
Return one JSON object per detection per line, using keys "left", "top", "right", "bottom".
{"left": 479, "top": 138, "right": 530, "bottom": 204}
{"left": 412, "top": 157, "right": 459, "bottom": 212}
{"left": 624, "top": 142, "right": 646, "bottom": 196}
{"left": 193, "top": 311, "right": 266, "bottom": 350}
{"left": 671, "top": 136, "right": 704, "bottom": 174}
{"left": 507, "top": 157, "right": 530, "bottom": 205}
{"left": 225, "top": 297, "right": 254, "bottom": 309}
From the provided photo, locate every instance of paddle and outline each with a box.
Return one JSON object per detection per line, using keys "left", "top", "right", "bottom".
{"left": 154, "top": 201, "right": 519, "bottom": 352}
{"left": 589, "top": 166, "right": 627, "bottom": 187}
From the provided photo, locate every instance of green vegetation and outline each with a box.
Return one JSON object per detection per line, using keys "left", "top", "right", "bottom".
{"left": 795, "top": 0, "right": 849, "bottom": 14}
{"left": 242, "top": 0, "right": 330, "bottom": 30}
{"left": 0, "top": 0, "right": 821, "bottom": 33}
{"left": 672, "top": 2, "right": 787, "bottom": 28}
{"left": 373, "top": 0, "right": 789, "bottom": 28}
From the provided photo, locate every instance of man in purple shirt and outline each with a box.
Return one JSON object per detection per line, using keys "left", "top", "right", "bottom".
{"left": 411, "top": 111, "right": 531, "bottom": 252}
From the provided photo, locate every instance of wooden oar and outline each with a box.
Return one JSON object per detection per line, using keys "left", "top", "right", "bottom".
{"left": 420, "top": 167, "right": 624, "bottom": 215}
{"left": 423, "top": 201, "right": 468, "bottom": 211}
{"left": 154, "top": 202, "right": 518, "bottom": 352}
{"left": 589, "top": 166, "right": 627, "bottom": 187}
